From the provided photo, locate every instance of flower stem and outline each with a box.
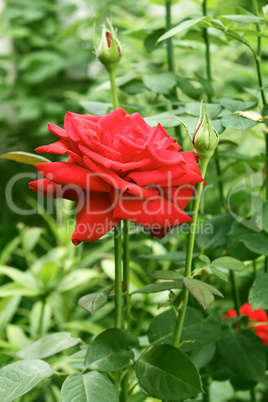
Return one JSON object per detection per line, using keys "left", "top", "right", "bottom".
{"left": 165, "top": 0, "right": 183, "bottom": 146}
{"left": 108, "top": 67, "right": 123, "bottom": 329}
{"left": 202, "top": 0, "right": 212, "bottom": 103}
{"left": 251, "top": 0, "right": 268, "bottom": 272}
{"left": 109, "top": 69, "right": 119, "bottom": 109}
{"left": 123, "top": 220, "right": 131, "bottom": 331}
{"left": 202, "top": 0, "right": 225, "bottom": 211}
{"left": 165, "top": 0, "right": 175, "bottom": 73}
{"left": 230, "top": 271, "right": 240, "bottom": 316}
{"left": 172, "top": 158, "right": 209, "bottom": 347}
{"left": 114, "top": 223, "right": 122, "bottom": 329}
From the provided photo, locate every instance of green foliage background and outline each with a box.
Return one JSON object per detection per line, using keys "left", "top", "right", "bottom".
{"left": 1, "top": 0, "right": 268, "bottom": 401}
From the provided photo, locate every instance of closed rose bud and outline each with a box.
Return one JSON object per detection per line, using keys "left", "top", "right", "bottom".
{"left": 193, "top": 105, "right": 219, "bottom": 161}
{"left": 96, "top": 24, "right": 121, "bottom": 72}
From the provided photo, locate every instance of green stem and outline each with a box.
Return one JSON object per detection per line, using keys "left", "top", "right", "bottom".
{"left": 114, "top": 223, "right": 122, "bottom": 329}
{"left": 214, "top": 150, "right": 225, "bottom": 210}
{"left": 165, "top": 0, "right": 175, "bottom": 72}
{"left": 251, "top": 0, "right": 268, "bottom": 272}
{"left": 165, "top": 0, "right": 183, "bottom": 146}
{"left": 230, "top": 271, "right": 240, "bottom": 316}
{"left": 202, "top": 1, "right": 225, "bottom": 211}
{"left": 109, "top": 69, "right": 119, "bottom": 109}
{"left": 108, "top": 68, "right": 122, "bottom": 330}
{"left": 172, "top": 157, "right": 209, "bottom": 347}
{"left": 123, "top": 220, "right": 131, "bottom": 331}
{"left": 121, "top": 221, "right": 130, "bottom": 399}
{"left": 202, "top": 0, "right": 212, "bottom": 103}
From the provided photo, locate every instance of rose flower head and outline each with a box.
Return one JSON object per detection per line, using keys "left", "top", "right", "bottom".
{"left": 223, "top": 302, "right": 268, "bottom": 345}
{"left": 29, "top": 108, "right": 204, "bottom": 245}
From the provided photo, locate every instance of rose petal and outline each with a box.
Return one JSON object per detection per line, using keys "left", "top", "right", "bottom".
{"left": 127, "top": 163, "right": 186, "bottom": 186}
{"left": 48, "top": 123, "right": 68, "bottom": 139}
{"left": 79, "top": 145, "right": 150, "bottom": 173}
{"left": 35, "top": 139, "right": 70, "bottom": 155}
{"left": 35, "top": 162, "right": 110, "bottom": 192}
{"left": 72, "top": 192, "right": 121, "bottom": 244}
{"left": 163, "top": 185, "right": 195, "bottom": 209}
{"left": 29, "top": 178, "right": 80, "bottom": 201}
{"left": 111, "top": 191, "right": 192, "bottom": 228}
{"left": 83, "top": 157, "right": 159, "bottom": 199}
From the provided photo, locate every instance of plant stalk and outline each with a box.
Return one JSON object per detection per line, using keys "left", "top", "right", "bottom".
{"left": 165, "top": 0, "right": 183, "bottom": 146}
{"left": 173, "top": 158, "right": 209, "bottom": 346}
{"left": 251, "top": 0, "right": 268, "bottom": 271}
{"left": 109, "top": 69, "right": 119, "bottom": 109}
{"left": 114, "top": 223, "right": 123, "bottom": 329}
{"left": 108, "top": 67, "right": 123, "bottom": 329}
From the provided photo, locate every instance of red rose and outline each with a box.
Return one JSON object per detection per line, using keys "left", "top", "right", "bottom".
{"left": 223, "top": 302, "right": 268, "bottom": 344}
{"left": 29, "top": 108, "right": 203, "bottom": 244}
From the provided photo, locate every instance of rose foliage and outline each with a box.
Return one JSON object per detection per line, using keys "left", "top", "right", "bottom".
{"left": 223, "top": 302, "right": 268, "bottom": 345}
{"left": 29, "top": 108, "right": 203, "bottom": 244}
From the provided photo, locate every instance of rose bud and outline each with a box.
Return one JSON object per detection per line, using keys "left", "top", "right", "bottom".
{"left": 193, "top": 105, "right": 219, "bottom": 161}
{"left": 96, "top": 24, "right": 121, "bottom": 72}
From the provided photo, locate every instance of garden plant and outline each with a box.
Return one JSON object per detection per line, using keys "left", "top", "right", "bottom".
{"left": 1, "top": 0, "right": 268, "bottom": 401}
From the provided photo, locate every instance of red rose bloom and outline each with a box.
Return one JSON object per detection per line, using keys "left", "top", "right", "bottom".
{"left": 29, "top": 108, "right": 203, "bottom": 244}
{"left": 223, "top": 302, "right": 268, "bottom": 344}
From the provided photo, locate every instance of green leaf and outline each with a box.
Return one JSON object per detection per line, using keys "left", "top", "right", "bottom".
{"left": 0, "top": 151, "right": 50, "bottom": 165}
{"left": 226, "top": 221, "right": 258, "bottom": 261}
{"left": 221, "top": 114, "right": 257, "bottom": 131}
{"left": 218, "top": 329, "right": 266, "bottom": 381}
{"left": 199, "top": 254, "right": 211, "bottom": 264}
{"left": 182, "top": 278, "right": 223, "bottom": 309}
{"left": 220, "top": 15, "right": 264, "bottom": 24}
{"left": 157, "top": 17, "right": 206, "bottom": 42}
{"left": 80, "top": 101, "right": 112, "bottom": 115}
{"left": 145, "top": 112, "right": 181, "bottom": 128}
{"left": 147, "top": 307, "right": 220, "bottom": 351}
{"left": 144, "top": 28, "right": 165, "bottom": 53}
{"left": 249, "top": 273, "right": 268, "bottom": 310}
{"left": 181, "top": 315, "right": 221, "bottom": 352}
{"left": 78, "top": 292, "right": 108, "bottom": 314}
{"left": 190, "top": 343, "right": 216, "bottom": 369}
{"left": 220, "top": 99, "right": 257, "bottom": 112}
{"left": 40, "top": 261, "right": 59, "bottom": 288}
{"left": 210, "top": 257, "right": 246, "bottom": 271}
{"left": 184, "top": 102, "right": 222, "bottom": 119}
{"left": 135, "top": 344, "right": 202, "bottom": 400}
{"left": 209, "top": 266, "right": 229, "bottom": 282}
{"left": 241, "top": 232, "right": 268, "bottom": 255}
{"left": 146, "top": 270, "right": 183, "bottom": 280}
{"left": 132, "top": 280, "right": 182, "bottom": 294}
{"left": 0, "top": 359, "right": 54, "bottom": 402}
{"left": 84, "top": 329, "right": 139, "bottom": 372}
{"left": 0, "top": 296, "right": 21, "bottom": 335}
{"left": 61, "top": 372, "right": 118, "bottom": 402}
{"left": 256, "top": 200, "right": 268, "bottom": 232}
{"left": 176, "top": 75, "right": 202, "bottom": 100}
{"left": 197, "top": 213, "right": 233, "bottom": 249}
{"left": 139, "top": 251, "right": 192, "bottom": 263}
{"left": 143, "top": 72, "right": 177, "bottom": 94}
{"left": 22, "top": 228, "right": 43, "bottom": 251}
{"left": 0, "top": 265, "right": 38, "bottom": 289}
{"left": 17, "top": 332, "right": 81, "bottom": 359}
{"left": 57, "top": 269, "right": 97, "bottom": 292}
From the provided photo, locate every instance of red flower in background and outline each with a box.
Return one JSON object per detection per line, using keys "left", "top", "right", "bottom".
{"left": 29, "top": 108, "right": 203, "bottom": 244}
{"left": 223, "top": 302, "right": 268, "bottom": 344}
